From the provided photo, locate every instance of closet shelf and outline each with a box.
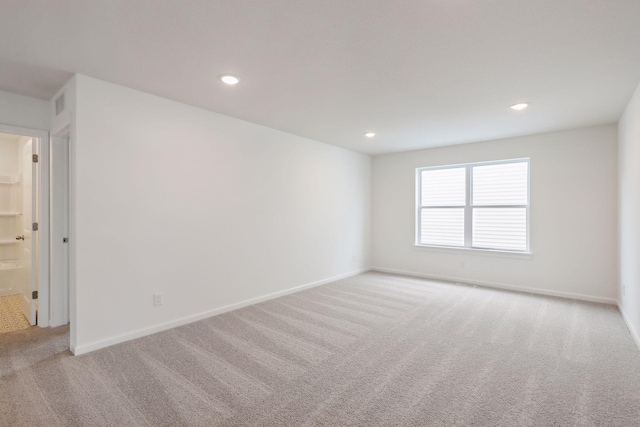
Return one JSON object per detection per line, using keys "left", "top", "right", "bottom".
{"left": 0, "top": 175, "right": 19, "bottom": 185}
{"left": 0, "top": 212, "right": 20, "bottom": 217}
{"left": 0, "top": 240, "right": 19, "bottom": 245}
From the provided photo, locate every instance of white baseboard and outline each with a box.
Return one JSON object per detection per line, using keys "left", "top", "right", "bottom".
{"left": 73, "top": 267, "right": 372, "bottom": 356}
{"left": 618, "top": 304, "right": 640, "bottom": 352}
{"left": 371, "top": 267, "right": 618, "bottom": 305}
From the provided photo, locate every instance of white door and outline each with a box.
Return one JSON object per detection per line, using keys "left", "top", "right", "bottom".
{"left": 50, "top": 136, "right": 69, "bottom": 326}
{"left": 21, "top": 138, "right": 37, "bottom": 325}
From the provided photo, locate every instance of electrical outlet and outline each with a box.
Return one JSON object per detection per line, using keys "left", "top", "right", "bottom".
{"left": 153, "top": 293, "right": 163, "bottom": 307}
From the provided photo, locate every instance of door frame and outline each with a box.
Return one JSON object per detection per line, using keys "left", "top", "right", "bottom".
{"left": 0, "top": 123, "right": 50, "bottom": 327}
{"left": 51, "top": 116, "right": 75, "bottom": 352}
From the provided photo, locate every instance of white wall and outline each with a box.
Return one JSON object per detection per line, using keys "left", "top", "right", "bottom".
{"left": 0, "top": 89, "right": 50, "bottom": 131}
{"left": 619, "top": 82, "right": 640, "bottom": 349}
{"left": 71, "top": 75, "right": 371, "bottom": 354}
{"left": 373, "top": 125, "right": 618, "bottom": 303}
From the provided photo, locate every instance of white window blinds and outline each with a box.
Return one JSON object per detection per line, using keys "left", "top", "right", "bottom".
{"left": 420, "top": 208, "right": 465, "bottom": 247}
{"left": 420, "top": 167, "right": 466, "bottom": 206}
{"left": 417, "top": 159, "right": 529, "bottom": 252}
{"left": 472, "top": 162, "right": 528, "bottom": 206}
{"left": 418, "top": 167, "right": 466, "bottom": 247}
{"left": 471, "top": 162, "right": 528, "bottom": 251}
{"left": 472, "top": 208, "right": 527, "bottom": 251}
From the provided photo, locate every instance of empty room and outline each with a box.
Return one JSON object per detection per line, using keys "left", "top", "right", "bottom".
{"left": 1, "top": 1, "right": 640, "bottom": 426}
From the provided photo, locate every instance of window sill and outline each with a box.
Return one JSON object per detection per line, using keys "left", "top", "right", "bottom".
{"left": 413, "top": 244, "right": 533, "bottom": 259}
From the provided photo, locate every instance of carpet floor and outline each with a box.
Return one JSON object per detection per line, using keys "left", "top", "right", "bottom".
{"left": 1, "top": 272, "right": 639, "bottom": 426}
{"left": 0, "top": 294, "right": 31, "bottom": 333}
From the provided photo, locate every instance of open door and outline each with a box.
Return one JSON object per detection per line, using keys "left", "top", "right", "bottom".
{"left": 21, "top": 137, "right": 37, "bottom": 325}
{"left": 50, "top": 135, "right": 69, "bottom": 327}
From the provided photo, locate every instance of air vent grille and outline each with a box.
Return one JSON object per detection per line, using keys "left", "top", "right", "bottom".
{"left": 55, "top": 93, "right": 66, "bottom": 116}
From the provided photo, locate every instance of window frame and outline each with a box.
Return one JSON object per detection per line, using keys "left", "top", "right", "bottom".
{"left": 415, "top": 158, "right": 531, "bottom": 254}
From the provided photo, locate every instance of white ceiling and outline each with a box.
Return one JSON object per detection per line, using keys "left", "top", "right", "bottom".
{"left": 0, "top": 1, "right": 639, "bottom": 155}
{"left": 0, "top": 58, "right": 72, "bottom": 101}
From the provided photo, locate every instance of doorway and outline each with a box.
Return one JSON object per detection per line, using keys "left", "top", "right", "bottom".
{"left": 0, "top": 130, "right": 41, "bottom": 332}
{"left": 0, "top": 121, "right": 70, "bottom": 345}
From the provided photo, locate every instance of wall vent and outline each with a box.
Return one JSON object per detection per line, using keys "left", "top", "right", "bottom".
{"left": 55, "top": 93, "right": 66, "bottom": 116}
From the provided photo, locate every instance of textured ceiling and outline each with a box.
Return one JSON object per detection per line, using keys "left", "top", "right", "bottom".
{"left": 0, "top": 0, "right": 639, "bottom": 155}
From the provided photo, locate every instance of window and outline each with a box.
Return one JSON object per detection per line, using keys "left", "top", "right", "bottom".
{"left": 416, "top": 158, "right": 529, "bottom": 252}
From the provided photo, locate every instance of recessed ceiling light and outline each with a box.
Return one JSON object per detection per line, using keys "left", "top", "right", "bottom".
{"left": 364, "top": 132, "right": 376, "bottom": 138}
{"left": 219, "top": 74, "right": 241, "bottom": 85}
{"left": 510, "top": 102, "right": 529, "bottom": 111}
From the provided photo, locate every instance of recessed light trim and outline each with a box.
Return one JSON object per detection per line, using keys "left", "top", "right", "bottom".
{"left": 364, "top": 132, "right": 376, "bottom": 138}
{"left": 219, "top": 74, "right": 241, "bottom": 85}
{"left": 510, "top": 102, "right": 529, "bottom": 111}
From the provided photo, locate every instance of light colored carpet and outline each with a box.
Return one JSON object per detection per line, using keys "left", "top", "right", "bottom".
{"left": 1, "top": 272, "right": 639, "bottom": 426}
{"left": 0, "top": 294, "right": 31, "bottom": 333}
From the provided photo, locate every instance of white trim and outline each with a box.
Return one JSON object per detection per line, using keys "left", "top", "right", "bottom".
{"left": 371, "top": 267, "right": 617, "bottom": 305}
{"left": 618, "top": 303, "right": 640, "bottom": 352}
{"left": 0, "top": 123, "right": 50, "bottom": 327}
{"left": 413, "top": 244, "right": 532, "bottom": 258}
{"left": 72, "top": 267, "right": 372, "bottom": 355}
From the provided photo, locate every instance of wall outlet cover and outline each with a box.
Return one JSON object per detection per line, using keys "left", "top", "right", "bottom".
{"left": 153, "top": 293, "right": 163, "bottom": 306}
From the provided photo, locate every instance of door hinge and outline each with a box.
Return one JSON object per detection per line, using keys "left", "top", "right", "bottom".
{"left": 32, "top": 154, "right": 38, "bottom": 163}
{"left": 32, "top": 222, "right": 38, "bottom": 231}
{"left": 32, "top": 290, "right": 38, "bottom": 300}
